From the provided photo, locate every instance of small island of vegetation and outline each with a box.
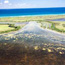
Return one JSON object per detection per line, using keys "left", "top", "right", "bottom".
{"left": 0, "top": 24, "right": 21, "bottom": 34}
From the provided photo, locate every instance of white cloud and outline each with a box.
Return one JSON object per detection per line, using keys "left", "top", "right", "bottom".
{"left": 4, "top": 0, "right": 9, "bottom": 4}
{"left": 0, "top": 2, "right": 37, "bottom": 9}
{"left": 15, "top": 3, "right": 27, "bottom": 7}
{"left": 14, "top": 3, "right": 34, "bottom": 8}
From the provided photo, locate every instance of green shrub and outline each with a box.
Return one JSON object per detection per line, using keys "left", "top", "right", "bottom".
{"left": 62, "top": 24, "right": 65, "bottom": 27}
{"left": 9, "top": 24, "right": 15, "bottom": 27}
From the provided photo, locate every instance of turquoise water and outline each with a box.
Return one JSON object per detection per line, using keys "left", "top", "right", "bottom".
{"left": 0, "top": 7, "right": 65, "bottom": 17}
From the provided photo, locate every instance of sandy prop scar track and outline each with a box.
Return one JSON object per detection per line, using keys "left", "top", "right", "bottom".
{"left": 0, "top": 21, "right": 65, "bottom": 44}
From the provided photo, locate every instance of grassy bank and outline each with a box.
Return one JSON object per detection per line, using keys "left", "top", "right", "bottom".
{"left": 48, "top": 21, "right": 65, "bottom": 33}
{"left": 38, "top": 20, "right": 65, "bottom": 33}
{"left": 0, "top": 24, "right": 21, "bottom": 34}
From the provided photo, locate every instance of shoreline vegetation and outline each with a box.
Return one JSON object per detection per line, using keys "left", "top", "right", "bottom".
{"left": 40, "top": 21, "right": 65, "bottom": 33}
{"left": 0, "top": 15, "right": 65, "bottom": 22}
{"left": 0, "top": 24, "right": 21, "bottom": 34}
{"left": 0, "top": 15, "right": 65, "bottom": 34}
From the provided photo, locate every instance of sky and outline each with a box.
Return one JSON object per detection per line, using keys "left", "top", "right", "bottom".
{"left": 0, "top": 0, "right": 65, "bottom": 9}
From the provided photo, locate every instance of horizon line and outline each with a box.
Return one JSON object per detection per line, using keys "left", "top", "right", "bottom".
{"left": 0, "top": 7, "right": 65, "bottom": 10}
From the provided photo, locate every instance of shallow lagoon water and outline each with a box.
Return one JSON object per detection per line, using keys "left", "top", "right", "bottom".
{"left": 0, "top": 21, "right": 65, "bottom": 45}
{"left": 0, "top": 22, "right": 65, "bottom": 65}
{"left": 47, "top": 18, "right": 65, "bottom": 21}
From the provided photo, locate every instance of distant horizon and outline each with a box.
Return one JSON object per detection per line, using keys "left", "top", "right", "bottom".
{"left": 0, "top": 7, "right": 65, "bottom": 10}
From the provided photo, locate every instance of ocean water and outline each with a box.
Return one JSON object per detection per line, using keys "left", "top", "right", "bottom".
{"left": 0, "top": 7, "right": 65, "bottom": 17}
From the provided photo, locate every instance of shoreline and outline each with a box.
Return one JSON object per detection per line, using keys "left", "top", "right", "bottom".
{"left": 0, "top": 13, "right": 65, "bottom": 18}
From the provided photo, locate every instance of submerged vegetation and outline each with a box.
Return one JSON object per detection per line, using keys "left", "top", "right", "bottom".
{"left": 0, "top": 39, "right": 65, "bottom": 65}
